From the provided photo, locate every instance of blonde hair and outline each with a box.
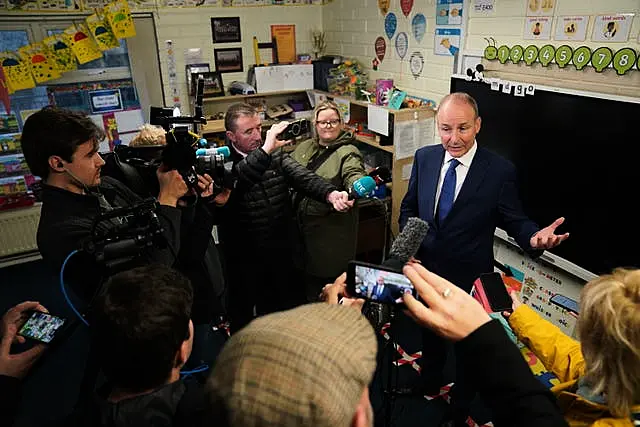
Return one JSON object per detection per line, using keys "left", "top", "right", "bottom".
{"left": 313, "top": 100, "right": 343, "bottom": 124}
{"left": 129, "top": 124, "right": 166, "bottom": 147}
{"left": 578, "top": 268, "right": 640, "bottom": 417}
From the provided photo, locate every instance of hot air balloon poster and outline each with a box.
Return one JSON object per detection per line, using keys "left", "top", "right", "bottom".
{"left": 43, "top": 34, "right": 78, "bottom": 73}
{"left": 65, "top": 24, "right": 103, "bottom": 64}
{"left": 0, "top": 52, "right": 36, "bottom": 93}
{"left": 18, "top": 43, "right": 61, "bottom": 84}
{"left": 104, "top": 0, "right": 136, "bottom": 39}
{"left": 87, "top": 13, "right": 120, "bottom": 51}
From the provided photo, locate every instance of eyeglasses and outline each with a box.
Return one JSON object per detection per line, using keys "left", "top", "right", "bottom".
{"left": 316, "top": 119, "right": 340, "bottom": 128}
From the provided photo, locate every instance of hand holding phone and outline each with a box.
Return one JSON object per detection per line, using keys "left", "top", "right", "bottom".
{"left": 1, "top": 302, "right": 50, "bottom": 379}
{"left": 18, "top": 310, "right": 68, "bottom": 344}
{"left": 346, "top": 261, "right": 417, "bottom": 306}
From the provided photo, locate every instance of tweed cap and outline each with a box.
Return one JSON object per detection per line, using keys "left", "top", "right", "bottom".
{"left": 208, "top": 303, "right": 377, "bottom": 427}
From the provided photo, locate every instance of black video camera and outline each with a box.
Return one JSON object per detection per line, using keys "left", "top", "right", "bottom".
{"left": 277, "top": 119, "right": 311, "bottom": 140}
{"left": 144, "top": 77, "right": 235, "bottom": 194}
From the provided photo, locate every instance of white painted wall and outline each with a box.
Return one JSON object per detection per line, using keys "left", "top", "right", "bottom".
{"left": 153, "top": 5, "right": 324, "bottom": 110}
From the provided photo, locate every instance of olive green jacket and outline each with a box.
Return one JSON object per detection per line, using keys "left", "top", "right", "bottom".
{"left": 291, "top": 131, "right": 366, "bottom": 278}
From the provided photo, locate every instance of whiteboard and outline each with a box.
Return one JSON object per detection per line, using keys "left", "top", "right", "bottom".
{"left": 254, "top": 64, "right": 313, "bottom": 93}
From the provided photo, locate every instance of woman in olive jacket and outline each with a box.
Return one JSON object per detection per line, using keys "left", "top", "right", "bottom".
{"left": 291, "top": 101, "right": 366, "bottom": 301}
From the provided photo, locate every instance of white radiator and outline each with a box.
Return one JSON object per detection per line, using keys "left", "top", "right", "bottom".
{"left": 0, "top": 204, "right": 41, "bottom": 258}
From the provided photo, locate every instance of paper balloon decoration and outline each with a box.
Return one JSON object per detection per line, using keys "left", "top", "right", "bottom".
{"left": 375, "top": 37, "right": 386, "bottom": 61}
{"left": 401, "top": 0, "right": 413, "bottom": 17}
{"left": 385, "top": 12, "right": 397, "bottom": 39}
{"left": 395, "top": 32, "right": 408, "bottom": 59}
{"left": 412, "top": 13, "right": 426, "bottom": 42}
{"left": 409, "top": 51, "right": 424, "bottom": 78}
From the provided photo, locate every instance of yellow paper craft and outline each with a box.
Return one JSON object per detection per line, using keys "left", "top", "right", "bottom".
{"left": 104, "top": 0, "right": 136, "bottom": 39}
{"left": 43, "top": 34, "right": 78, "bottom": 73}
{"left": 19, "top": 43, "right": 61, "bottom": 84}
{"left": 0, "top": 52, "right": 36, "bottom": 93}
{"left": 86, "top": 12, "right": 120, "bottom": 51}
{"left": 65, "top": 24, "right": 103, "bottom": 64}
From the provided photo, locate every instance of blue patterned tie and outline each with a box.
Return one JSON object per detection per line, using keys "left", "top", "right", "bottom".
{"left": 437, "top": 159, "right": 460, "bottom": 223}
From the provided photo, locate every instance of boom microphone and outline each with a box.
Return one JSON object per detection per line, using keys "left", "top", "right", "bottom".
{"left": 348, "top": 176, "right": 377, "bottom": 200}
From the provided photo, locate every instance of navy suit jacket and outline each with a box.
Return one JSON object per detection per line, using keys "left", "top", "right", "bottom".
{"left": 399, "top": 144, "right": 541, "bottom": 292}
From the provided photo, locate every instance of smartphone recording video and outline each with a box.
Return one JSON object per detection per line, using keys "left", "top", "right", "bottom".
{"left": 18, "top": 311, "right": 67, "bottom": 344}
{"left": 347, "top": 261, "right": 416, "bottom": 305}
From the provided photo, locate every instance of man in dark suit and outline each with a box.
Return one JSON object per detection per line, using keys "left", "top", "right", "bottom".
{"left": 371, "top": 276, "right": 392, "bottom": 302}
{"left": 399, "top": 92, "right": 568, "bottom": 425}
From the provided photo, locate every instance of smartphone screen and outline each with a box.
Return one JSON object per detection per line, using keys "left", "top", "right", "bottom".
{"left": 347, "top": 261, "right": 416, "bottom": 305}
{"left": 479, "top": 273, "right": 513, "bottom": 313}
{"left": 550, "top": 294, "right": 580, "bottom": 314}
{"left": 18, "top": 311, "right": 67, "bottom": 344}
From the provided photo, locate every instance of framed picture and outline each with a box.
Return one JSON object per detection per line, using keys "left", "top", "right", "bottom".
{"left": 214, "top": 47, "right": 244, "bottom": 73}
{"left": 191, "top": 71, "right": 225, "bottom": 97}
{"left": 211, "top": 17, "right": 241, "bottom": 43}
{"left": 186, "top": 63, "right": 210, "bottom": 96}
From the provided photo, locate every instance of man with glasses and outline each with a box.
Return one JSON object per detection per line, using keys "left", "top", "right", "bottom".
{"left": 220, "top": 103, "right": 352, "bottom": 333}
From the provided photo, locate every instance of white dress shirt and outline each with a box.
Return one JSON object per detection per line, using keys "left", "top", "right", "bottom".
{"left": 434, "top": 141, "right": 478, "bottom": 216}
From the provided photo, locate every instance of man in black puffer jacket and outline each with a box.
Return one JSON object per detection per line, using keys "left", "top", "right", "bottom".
{"left": 219, "top": 103, "right": 352, "bottom": 332}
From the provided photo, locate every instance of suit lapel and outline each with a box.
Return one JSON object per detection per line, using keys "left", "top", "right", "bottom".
{"left": 444, "top": 147, "right": 490, "bottom": 223}
{"left": 421, "top": 147, "right": 445, "bottom": 223}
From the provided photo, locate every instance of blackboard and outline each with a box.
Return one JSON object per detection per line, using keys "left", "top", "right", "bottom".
{"left": 451, "top": 76, "right": 640, "bottom": 275}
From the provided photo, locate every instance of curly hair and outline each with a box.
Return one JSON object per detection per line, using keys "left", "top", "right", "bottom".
{"left": 578, "top": 268, "right": 640, "bottom": 417}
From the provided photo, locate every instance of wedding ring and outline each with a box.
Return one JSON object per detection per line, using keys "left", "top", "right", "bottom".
{"left": 442, "top": 288, "right": 452, "bottom": 298}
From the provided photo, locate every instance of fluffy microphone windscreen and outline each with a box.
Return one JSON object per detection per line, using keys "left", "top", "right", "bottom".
{"left": 388, "top": 217, "right": 430, "bottom": 263}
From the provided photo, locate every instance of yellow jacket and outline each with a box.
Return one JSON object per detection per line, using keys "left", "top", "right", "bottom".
{"left": 509, "top": 305, "right": 639, "bottom": 427}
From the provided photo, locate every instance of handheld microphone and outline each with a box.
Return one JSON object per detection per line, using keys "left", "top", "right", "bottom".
{"left": 348, "top": 175, "right": 377, "bottom": 200}
{"left": 382, "top": 217, "right": 430, "bottom": 271}
{"left": 195, "top": 146, "right": 231, "bottom": 159}
{"left": 368, "top": 166, "right": 392, "bottom": 186}
{"left": 361, "top": 217, "right": 429, "bottom": 330}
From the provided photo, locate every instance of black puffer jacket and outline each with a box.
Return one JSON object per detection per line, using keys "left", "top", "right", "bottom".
{"left": 220, "top": 147, "right": 336, "bottom": 250}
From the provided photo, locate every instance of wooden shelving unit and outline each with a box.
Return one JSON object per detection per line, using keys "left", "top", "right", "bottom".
{"left": 198, "top": 88, "right": 436, "bottom": 235}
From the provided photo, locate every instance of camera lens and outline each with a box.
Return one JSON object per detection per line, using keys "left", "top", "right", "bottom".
{"left": 291, "top": 123, "right": 300, "bottom": 135}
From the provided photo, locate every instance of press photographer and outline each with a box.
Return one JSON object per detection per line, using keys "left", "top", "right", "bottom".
{"left": 219, "top": 102, "right": 353, "bottom": 332}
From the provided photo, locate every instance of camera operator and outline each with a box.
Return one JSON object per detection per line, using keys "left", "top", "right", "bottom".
{"left": 21, "top": 107, "right": 188, "bottom": 304}
{"left": 219, "top": 103, "right": 352, "bottom": 333}
{"left": 114, "top": 123, "right": 229, "bottom": 329}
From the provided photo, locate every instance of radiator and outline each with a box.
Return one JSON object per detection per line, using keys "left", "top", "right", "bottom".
{"left": 0, "top": 204, "right": 41, "bottom": 258}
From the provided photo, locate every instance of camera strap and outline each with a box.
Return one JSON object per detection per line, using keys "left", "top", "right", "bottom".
{"left": 305, "top": 144, "right": 340, "bottom": 173}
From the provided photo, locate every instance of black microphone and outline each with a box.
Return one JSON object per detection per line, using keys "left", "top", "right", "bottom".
{"left": 382, "top": 217, "right": 430, "bottom": 271}
{"left": 368, "top": 166, "right": 392, "bottom": 185}
{"left": 362, "top": 217, "right": 429, "bottom": 330}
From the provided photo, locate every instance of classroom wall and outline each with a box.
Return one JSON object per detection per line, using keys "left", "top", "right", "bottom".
{"left": 468, "top": 0, "right": 640, "bottom": 96}
{"left": 322, "top": 0, "right": 454, "bottom": 105}
{"left": 153, "top": 5, "right": 324, "bottom": 111}
{"left": 323, "top": 0, "right": 640, "bottom": 106}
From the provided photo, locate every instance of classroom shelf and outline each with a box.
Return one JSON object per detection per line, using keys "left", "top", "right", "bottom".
{"left": 355, "top": 134, "right": 394, "bottom": 154}
{"left": 202, "top": 90, "right": 306, "bottom": 103}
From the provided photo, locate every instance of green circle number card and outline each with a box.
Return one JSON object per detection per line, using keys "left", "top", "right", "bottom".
{"left": 591, "top": 47, "right": 613, "bottom": 73}
{"left": 497, "top": 45, "right": 510, "bottom": 64}
{"left": 509, "top": 45, "right": 524, "bottom": 63}
{"left": 539, "top": 45, "right": 555, "bottom": 67}
{"left": 555, "top": 45, "right": 573, "bottom": 68}
{"left": 572, "top": 46, "right": 591, "bottom": 71}
{"left": 523, "top": 45, "right": 539, "bottom": 66}
{"left": 612, "top": 48, "right": 637, "bottom": 75}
